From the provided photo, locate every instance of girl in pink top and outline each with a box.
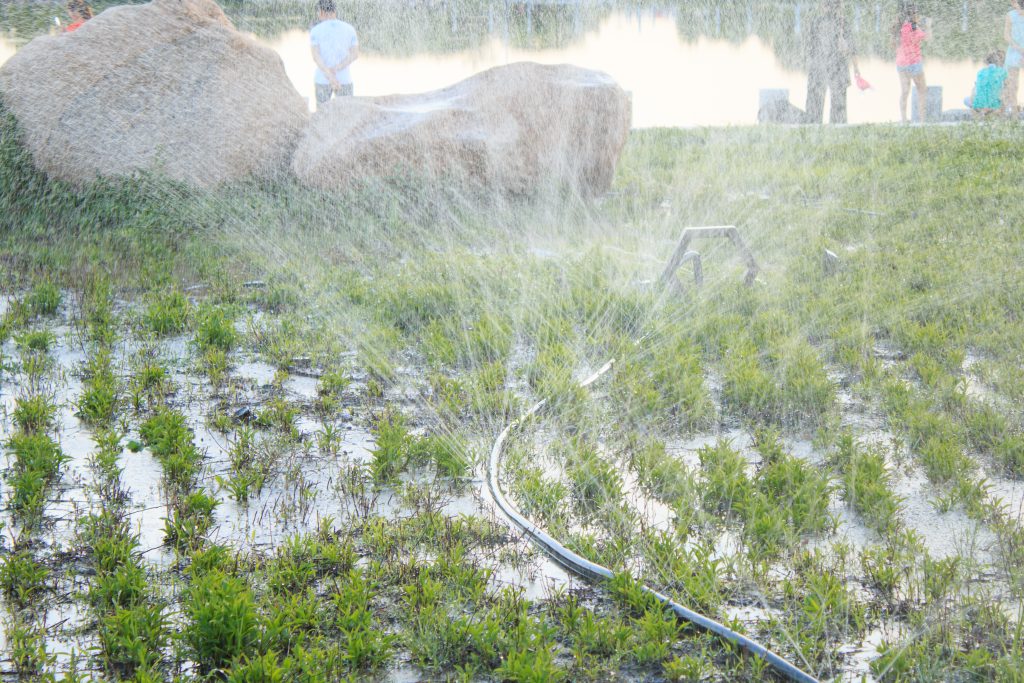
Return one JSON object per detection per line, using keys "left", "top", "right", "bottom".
{"left": 64, "top": 0, "right": 93, "bottom": 32}
{"left": 893, "top": 4, "right": 930, "bottom": 122}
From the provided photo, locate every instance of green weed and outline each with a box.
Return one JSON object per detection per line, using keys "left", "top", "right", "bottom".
{"left": 26, "top": 281, "right": 61, "bottom": 317}
{"left": 12, "top": 393, "right": 56, "bottom": 433}
{"left": 184, "top": 571, "right": 261, "bottom": 674}
{"left": 98, "top": 601, "right": 168, "bottom": 676}
{"left": 0, "top": 550, "right": 50, "bottom": 608}
{"left": 16, "top": 328, "right": 55, "bottom": 353}
{"left": 164, "top": 490, "right": 219, "bottom": 551}
{"left": 143, "top": 289, "right": 191, "bottom": 336}
{"left": 195, "top": 305, "right": 237, "bottom": 352}
{"left": 833, "top": 434, "right": 902, "bottom": 534}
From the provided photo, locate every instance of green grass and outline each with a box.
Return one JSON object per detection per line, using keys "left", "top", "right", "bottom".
{"left": 143, "top": 289, "right": 191, "bottom": 336}
{"left": 184, "top": 571, "right": 261, "bottom": 674}
{"left": 26, "top": 281, "right": 61, "bottom": 317}
{"left": 11, "top": 393, "right": 56, "bottom": 434}
{"left": 5, "top": 431, "right": 69, "bottom": 525}
{"left": 833, "top": 433, "right": 902, "bottom": 534}
{"left": 6, "top": 105, "right": 1024, "bottom": 682}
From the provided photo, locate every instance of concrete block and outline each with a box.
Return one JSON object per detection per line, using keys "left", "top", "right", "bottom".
{"left": 911, "top": 86, "right": 943, "bottom": 122}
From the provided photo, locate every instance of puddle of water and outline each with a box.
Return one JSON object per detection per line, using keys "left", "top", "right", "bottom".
{"left": 837, "top": 620, "right": 903, "bottom": 683}
{"left": 489, "top": 548, "right": 574, "bottom": 602}
{"left": 120, "top": 447, "right": 169, "bottom": 562}
{"left": 235, "top": 360, "right": 279, "bottom": 386}
{"left": 284, "top": 373, "right": 319, "bottom": 400}
{"left": 720, "top": 602, "right": 781, "bottom": 625}
{"left": 894, "top": 469, "right": 997, "bottom": 561}
{"left": 986, "top": 476, "right": 1024, "bottom": 522}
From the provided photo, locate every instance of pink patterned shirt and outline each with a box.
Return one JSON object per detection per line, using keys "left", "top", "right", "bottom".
{"left": 896, "top": 22, "right": 927, "bottom": 67}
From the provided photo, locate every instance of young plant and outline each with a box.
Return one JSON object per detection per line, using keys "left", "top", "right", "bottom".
{"left": 143, "top": 289, "right": 191, "bottom": 336}
{"left": 195, "top": 305, "right": 237, "bottom": 352}
{"left": 26, "top": 280, "right": 61, "bottom": 317}
{"left": 12, "top": 393, "right": 56, "bottom": 434}
{"left": 184, "top": 571, "right": 260, "bottom": 674}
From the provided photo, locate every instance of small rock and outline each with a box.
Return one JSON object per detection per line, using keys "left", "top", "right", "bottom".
{"left": 823, "top": 249, "right": 840, "bottom": 276}
{"left": 233, "top": 406, "right": 255, "bottom": 423}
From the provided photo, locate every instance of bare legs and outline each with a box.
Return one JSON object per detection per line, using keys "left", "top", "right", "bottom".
{"left": 899, "top": 70, "right": 928, "bottom": 122}
{"left": 912, "top": 71, "right": 927, "bottom": 122}
{"left": 1006, "top": 67, "right": 1021, "bottom": 117}
{"left": 899, "top": 71, "right": 912, "bottom": 122}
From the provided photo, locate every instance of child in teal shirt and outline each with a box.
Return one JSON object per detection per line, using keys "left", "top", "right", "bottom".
{"left": 966, "top": 51, "right": 1008, "bottom": 116}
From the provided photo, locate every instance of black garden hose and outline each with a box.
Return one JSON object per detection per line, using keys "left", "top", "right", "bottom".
{"left": 485, "top": 358, "right": 821, "bottom": 683}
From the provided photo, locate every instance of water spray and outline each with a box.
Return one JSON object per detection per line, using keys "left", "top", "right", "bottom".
{"left": 486, "top": 226, "right": 820, "bottom": 683}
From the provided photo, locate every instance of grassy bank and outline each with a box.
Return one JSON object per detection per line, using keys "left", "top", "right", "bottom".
{"left": 3, "top": 104, "right": 1024, "bottom": 681}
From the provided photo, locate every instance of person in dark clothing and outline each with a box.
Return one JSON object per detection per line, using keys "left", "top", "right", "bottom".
{"left": 803, "top": 0, "right": 861, "bottom": 123}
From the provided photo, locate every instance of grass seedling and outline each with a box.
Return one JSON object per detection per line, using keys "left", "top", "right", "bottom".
{"left": 184, "top": 571, "right": 260, "bottom": 674}
{"left": 78, "top": 347, "right": 118, "bottom": 424}
{"left": 217, "top": 469, "right": 265, "bottom": 505}
{"left": 256, "top": 396, "right": 300, "bottom": 436}
{"left": 316, "top": 367, "right": 351, "bottom": 415}
{"left": 833, "top": 434, "right": 902, "bottom": 534}
{"left": 12, "top": 393, "right": 56, "bottom": 434}
{"left": 27, "top": 281, "right": 61, "bottom": 317}
{"left": 0, "top": 550, "right": 50, "bottom": 609}
{"left": 5, "top": 432, "right": 69, "bottom": 525}
{"left": 164, "top": 490, "right": 219, "bottom": 551}
{"left": 143, "top": 288, "right": 191, "bottom": 336}
{"left": 627, "top": 438, "right": 696, "bottom": 504}
{"left": 98, "top": 601, "right": 168, "bottom": 677}
{"left": 16, "top": 329, "right": 55, "bottom": 353}
{"left": 319, "top": 367, "right": 351, "bottom": 397}
{"left": 128, "top": 361, "right": 170, "bottom": 410}
{"left": 698, "top": 440, "right": 750, "bottom": 516}
{"left": 412, "top": 433, "right": 471, "bottom": 480}
{"left": 369, "top": 409, "right": 412, "bottom": 483}
{"left": 195, "top": 305, "right": 237, "bottom": 352}
{"left": 226, "top": 651, "right": 286, "bottom": 682}
{"left": 140, "top": 407, "right": 204, "bottom": 492}
{"left": 90, "top": 562, "right": 148, "bottom": 612}
{"left": 566, "top": 439, "right": 625, "bottom": 518}
{"left": 7, "top": 617, "right": 54, "bottom": 676}
{"left": 315, "top": 423, "right": 342, "bottom": 457}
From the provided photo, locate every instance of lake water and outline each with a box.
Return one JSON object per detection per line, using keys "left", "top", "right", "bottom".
{"left": 0, "top": 6, "right": 987, "bottom": 127}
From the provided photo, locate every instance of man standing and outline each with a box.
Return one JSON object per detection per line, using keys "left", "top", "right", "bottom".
{"left": 311, "top": 0, "right": 359, "bottom": 109}
{"left": 803, "top": 0, "right": 860, "bottom": 124}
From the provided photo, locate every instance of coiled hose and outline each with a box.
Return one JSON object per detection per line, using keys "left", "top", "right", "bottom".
{"left": 485, "top": 358, "right": 820, "bottom": 683}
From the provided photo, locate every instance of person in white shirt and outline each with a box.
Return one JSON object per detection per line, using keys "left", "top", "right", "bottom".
{"left": 310, "top": 0, "right": 359, "bottom": 109}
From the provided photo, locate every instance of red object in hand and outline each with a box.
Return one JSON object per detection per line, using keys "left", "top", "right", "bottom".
{"left": 855, "top": 74, "right": 872, "bottom": 91}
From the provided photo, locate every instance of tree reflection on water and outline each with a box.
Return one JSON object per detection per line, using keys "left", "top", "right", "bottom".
{"left": 0, "top": 0, "right": 1010, "bottom": 62}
